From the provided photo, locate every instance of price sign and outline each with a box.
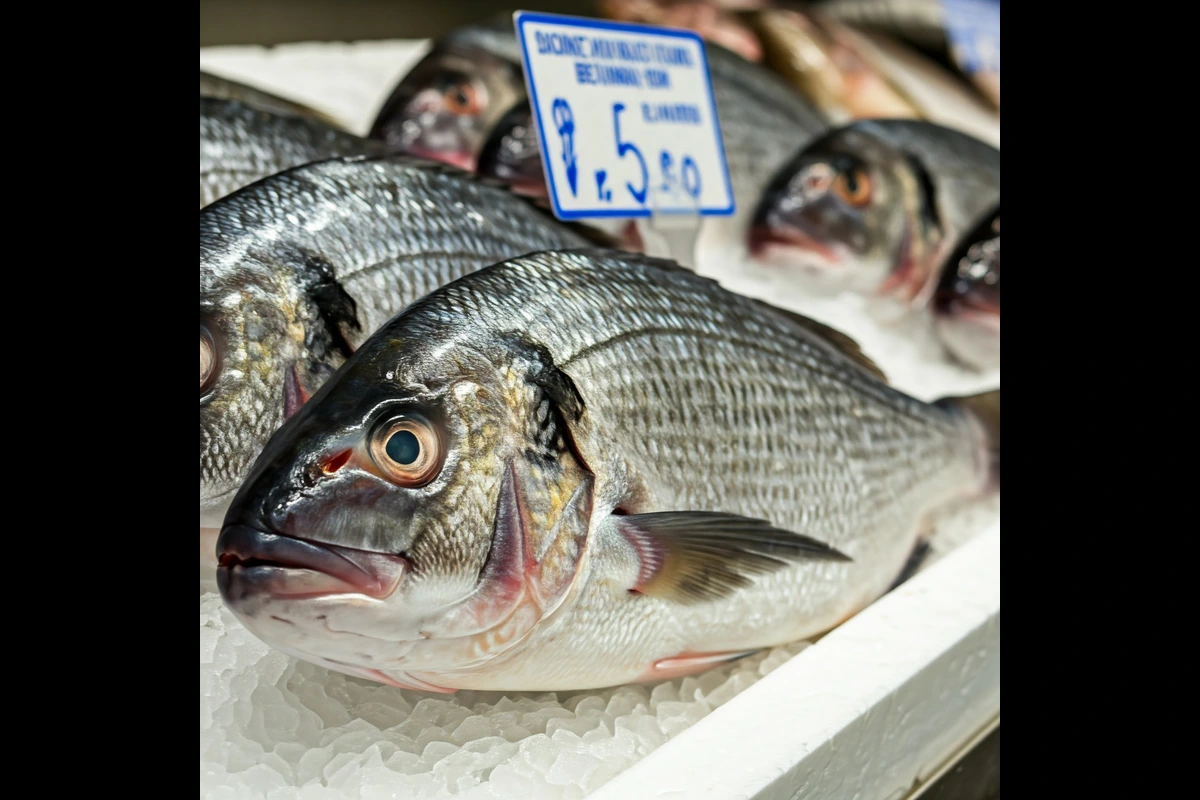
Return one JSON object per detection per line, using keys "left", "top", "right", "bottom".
{"left": 514, "top": 11, "right": 735, "bottom": 221}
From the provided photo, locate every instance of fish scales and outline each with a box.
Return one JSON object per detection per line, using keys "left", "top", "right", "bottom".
{"left": 393, "top": 251, "right": 981, "bottom": 684}
{"left": 200, "top": 98, "right": 380, "bottom": 208}
{"left": 216, "top": 248, "right": 994, "bottom": 691}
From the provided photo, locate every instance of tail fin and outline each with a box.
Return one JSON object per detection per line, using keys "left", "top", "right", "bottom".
{"left": 936, "top": 390, "right": 999, "bottom": 489}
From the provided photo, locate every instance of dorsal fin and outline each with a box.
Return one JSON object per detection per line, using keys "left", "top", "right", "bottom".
{"left": 753, "top": 300, "right": 888, "bottom": 382}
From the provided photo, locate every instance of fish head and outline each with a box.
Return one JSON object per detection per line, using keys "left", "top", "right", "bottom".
{"left": 369, "top": 42, "right": 526, "bottom": 173}
{"left": 477, "top": 102, "right": 548, "bottom": 199}
{"left": 200, "top": 239, "right": 356, "bottom": 533}
{"left": 748, "top": 126, "right": 914, "bottom": 296}
{"left": 934, "top": 211, "right": 1000, "bottom": 370}
{"left": 216, "top": 321, "right": 594, "bottom": 690}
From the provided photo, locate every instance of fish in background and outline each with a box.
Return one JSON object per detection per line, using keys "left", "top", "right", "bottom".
{"left": 476, "top": 101, "right": 547, "bottom": 200}
{"left": 597, "top": 0, "right": 768, "bottom": 63}
{"left": 750, "top": 118, "right": 999, "bottom": 313}
{"left": 817, "top": 15, "right": 999, "bottom": 146}
{"left": 750, "top": 7, "right": 922, "bottom": 122}
{"left": 201, "top": 69, "right": 346, "bottom": 126}
{"left": 368, "top": 16, "right": 831, "bottom": 232}
{"left": 200, "top": 155, "right": 603, "bottom": 563}
{"left": 200, "top": 97, "right": 383, "bottom": 208}
{"left": 810, "top": 0, "right": 1000, "bottom": 109}
{"left": 214, "top": 248, "right": 1000, "bottom": 692}
{"left": 933, "top": 204, "right": 999, "bottom": 369}
{"left": 475, "top": 103, "right": 647, "bottom": 251}
{"left": 368, "top": 15, "right": 528, "bottom": 172}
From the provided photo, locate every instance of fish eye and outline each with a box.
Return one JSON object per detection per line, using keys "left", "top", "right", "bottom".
{"left": 368, "top": 415, "right": 443, "bottom": 487}
{"left": 444, "top": 82, "right": 482, "bottom": 116}
{"left": 200, "top": 324, "right": 218, "bottom": 394}
{"left": 833, "top": 168, "right": 872, "bottom": 207}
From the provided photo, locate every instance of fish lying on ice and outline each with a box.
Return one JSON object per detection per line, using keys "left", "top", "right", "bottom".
{"left": 216, "top": 248, "right": 1000, "bottom": 692}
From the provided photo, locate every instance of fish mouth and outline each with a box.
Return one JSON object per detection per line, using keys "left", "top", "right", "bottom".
{"left": 747, "top": 223, "right": 842, "bottom": 270}
{"left": 216, "top": 525, "right": 408, "bottom": 601}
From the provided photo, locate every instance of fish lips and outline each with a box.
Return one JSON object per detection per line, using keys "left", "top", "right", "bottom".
{"left": 216, "top": 525, "right": 408, "bottom": 602}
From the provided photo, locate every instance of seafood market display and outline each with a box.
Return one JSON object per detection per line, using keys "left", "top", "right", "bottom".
{"left": 200, "top": 2, "right": 999, "bottom": 795}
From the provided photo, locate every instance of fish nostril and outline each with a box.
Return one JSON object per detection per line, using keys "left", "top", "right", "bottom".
{"left": 321, "top": 449, "right": 352, "bottom": 476}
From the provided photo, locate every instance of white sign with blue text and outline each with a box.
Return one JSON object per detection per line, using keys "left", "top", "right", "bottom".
{"left": 515, "top": 11, "right": 734, "bottom": 221}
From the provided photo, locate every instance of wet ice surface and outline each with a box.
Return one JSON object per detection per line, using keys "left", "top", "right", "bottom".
{"left": 200, "top": 41, "right": 1000, "bottom": 799}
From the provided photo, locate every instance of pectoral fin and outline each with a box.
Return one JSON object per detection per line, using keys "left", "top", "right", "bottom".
{"left": 617, "top": 511, "right": 851, "bottom": 605}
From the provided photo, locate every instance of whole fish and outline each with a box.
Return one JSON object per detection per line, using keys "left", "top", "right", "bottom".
{"left": 749, "top": 119, "right": 999, "bottom": 309}
{"left": 200, "top": 156, "right": 600, "bottom": 561}
{"left": 369, "top": 19, "right": 830, "bottom": 212}
{"left": 933, "top": 204, "right": 999, "bottom": 369}
{"left": 200, "top": 97, "right": 382, "bottom": 208}
{"left": 200, "top": 69, "right": 344, "bottom": 127}
{"left": 215, "top": 248, "right": 1000, "bottom": 692}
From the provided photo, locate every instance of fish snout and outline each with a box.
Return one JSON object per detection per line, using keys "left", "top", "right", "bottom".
{"left": 216, "top": 524, "right": 408, "bottom": 603}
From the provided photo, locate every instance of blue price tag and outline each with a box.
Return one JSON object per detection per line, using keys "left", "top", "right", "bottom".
{"left": 514, "top": 11, "right": 735, "bottom": 221}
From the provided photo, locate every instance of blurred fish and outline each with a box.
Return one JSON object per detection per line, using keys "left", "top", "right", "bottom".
{"left": 705, "top": 38, "right": 832, "bottom": 206}
{"left": 200, "top": 97, "right": 382, "bottom": 208}
{"left": 751, "top": 8, "right": 921, "bottom": 122}
{"left": 200, "top": 69, "right": 344, "bottom": 127}
{"left": 750, "top": 119, "right": 999, "bottom": 309}
{"left": 477, "top": 102, "right": 547, "bottom": 199}
{"left": 933, "top": 204, "right": 999, "bottom": 369}
{"left": 810, "top": 0, "right": 948, "bottom": 52}
{"left": 598, "top": 0, "right": 767, "bottom": 62}
{"left": 822, "top": 18, "right": 999, "bottom": 146}
{"left": 369, "top": 18, "right": 830, "bottom": 213}
{"left": 368, "top": 16, "right": 528, "bottom": 172}
{"left": 811, "top": 0, "right": 1000, "bottom": 108}
{"left": 216, "top": 248, "right": 1000, "bottom": 692}
{"left": 200, "top": 156, "right": 599, "bottom": 562}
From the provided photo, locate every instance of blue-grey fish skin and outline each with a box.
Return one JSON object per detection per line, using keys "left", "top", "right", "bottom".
{"left": 200, "top": 97, "right": 382, "bottom": 208}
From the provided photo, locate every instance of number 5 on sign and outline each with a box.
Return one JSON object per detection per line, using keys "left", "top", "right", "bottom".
{"left": 515, "top": 10, "right": 735, "bottom": 221}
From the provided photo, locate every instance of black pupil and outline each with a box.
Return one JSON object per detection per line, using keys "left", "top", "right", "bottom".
{"left": 453, "top": 88, "right": 469, "bottom": 106}
{"left": 844, "top": 171, "right": 859, "bottom": 193}
{"left": 386, "top": 430, "right": 420, "bottom": 465}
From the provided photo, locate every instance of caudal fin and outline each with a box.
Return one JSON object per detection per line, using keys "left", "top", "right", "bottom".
{"left": 936, "top": 389, "right": 999, "bottom": 489}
